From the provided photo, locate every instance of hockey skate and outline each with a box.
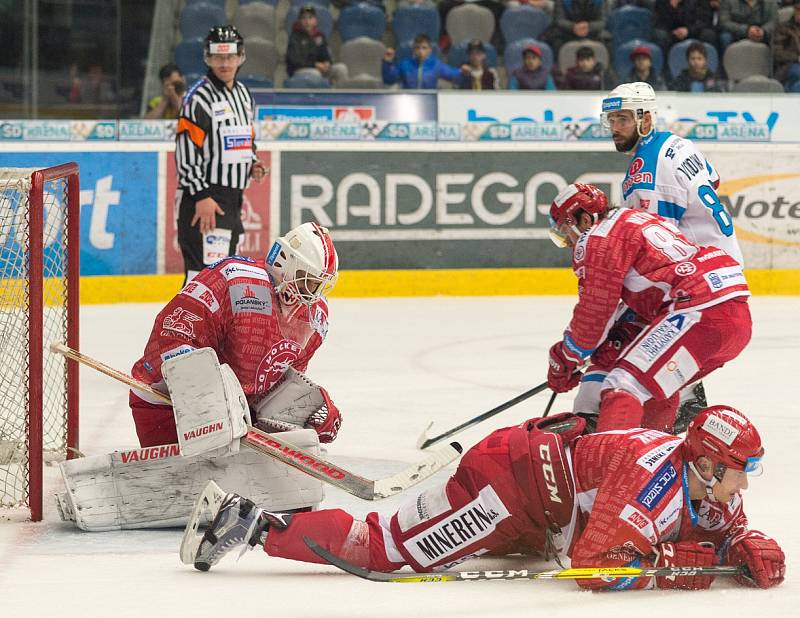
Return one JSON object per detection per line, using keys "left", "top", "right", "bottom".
{"left": 193, "top": 490, "right": 293, "bottom": 571}
{"left": 673, "top": 382, "right": 707, "bottom": 434}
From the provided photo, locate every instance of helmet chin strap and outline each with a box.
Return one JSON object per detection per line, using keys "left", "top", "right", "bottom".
{"left": 688, "top": 460, "right": 726, "bottom": 502}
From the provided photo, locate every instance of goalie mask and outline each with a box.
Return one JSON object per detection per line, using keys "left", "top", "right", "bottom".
{"left": 685, "top": 406, "right": 764, "bottom": 500}
{"left": 266, "top": 222, "right": 338, "bottom": 307}
{"left": 548, "top": 183, "right": 608, "bottom": 247}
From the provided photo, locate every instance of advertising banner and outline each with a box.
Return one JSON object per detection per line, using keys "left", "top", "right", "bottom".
{"left": 279, "top": 150, "right": 629, "bottom": 269}
{"left": 163, "top": 151, "right": 272, "bottom": 274}
{"left": 0, "top": 151, "right": 158, "bottom": 275}
{"left": 437, "top": 92, "right": 798, "bottom": 142}
{"left": 253, "top": 91, "right": 437, "bottom": 122}
{"left": 711, "top": 150, "right": 800, "bottom": 269}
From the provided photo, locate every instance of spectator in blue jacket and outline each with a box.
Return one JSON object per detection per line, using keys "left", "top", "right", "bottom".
{"left": 382, "top": 34, "right": 469, "bottom": 89}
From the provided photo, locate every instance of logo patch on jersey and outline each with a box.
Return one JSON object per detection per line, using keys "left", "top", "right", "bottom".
{"left": 703, "top": 266, "right": 745, "bottom": 292}
{"left": 636, "top": 439, "right": 681, "bottom": 472}
{"left": 654, "top": 491, "right": 683, "bottom": 536}
{"left": 574, "top": 243, "right": 585, "bottom": 262}
{"left": 620, "top": 504, "right": 657, "bottom": 544}
{"left": 637, "top": 461, "right": 678, "bottom": 511}
{"left": 230, "top": 283, "right": 273, "bottom": 316}
{"left": 160, "top": 344, "right": 196, "bottom": 363}
{"left": 701, "top": 415, "right": 739, "bottom": 445}
{"left": 255, "top": 339, "right": 302, "bottom": 394}
{"left": 602, "top": 97, "right": 622, "bottom": 112}
{"left": 223, "top": 134, "right": 252, "bottom": 151}
{"left": 310, "top": 304, "right": 328, "bottom": 339}
{"left": 266, "top": 242, "right": 281, "bottom": 265}
{"left": 221, "top": 262, "right": 270, "bottom": 283}
{"left": 403, "top": 485, "right": 511, "bottom": 567}
{"left": 180, "top": 280, "right": 220, "bottom": 313}
{"left": 629, "top": 158, "right": 644, "bottom": 175}
{"left": 674, "top": 262, "right": 697, "bottom": 276}
{"left": 632, "top": 316, "right": 685, "bottom": 364}
{"left": 161, "top": 307, "right": 202, "bottom": 339}
{"left": 397, "top": 484, "right": 452, "bottom": 533}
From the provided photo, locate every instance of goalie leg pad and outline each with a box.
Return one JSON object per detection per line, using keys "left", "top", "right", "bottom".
{"left": 162, "top": 347, "right": 248, "bottom": 458}
{"left": 56, "top": 429, "right": 323, "bottom": 532}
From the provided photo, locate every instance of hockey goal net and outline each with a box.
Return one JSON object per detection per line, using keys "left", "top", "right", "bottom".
{"left": 0, "top": 164, "right": 79, "bottom": 521}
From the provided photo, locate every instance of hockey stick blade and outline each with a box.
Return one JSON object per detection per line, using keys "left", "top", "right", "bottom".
{"left": 303, "top": 537, "right": 745, "bottom": 583}
{"left": 417, "top": 381, "right": 551, "bottom": 450}
{"left": 51, "top": 342, "right": 462, "bottom": 501}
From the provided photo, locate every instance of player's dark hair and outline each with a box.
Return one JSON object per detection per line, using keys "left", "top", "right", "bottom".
{"left": 686, "top": 41, "right": 707, "bottom": 60}
{"left": 413, "top": 33, "right": 431, "bottom": 47}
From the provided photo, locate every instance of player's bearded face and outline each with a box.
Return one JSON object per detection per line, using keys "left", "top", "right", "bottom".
{"left": 606, "top": 112, "right": 639, "bottom": 152}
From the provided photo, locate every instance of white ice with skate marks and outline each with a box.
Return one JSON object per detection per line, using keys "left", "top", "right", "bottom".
{"left": 0, "top": 297, "right": 797, "bottom": 617}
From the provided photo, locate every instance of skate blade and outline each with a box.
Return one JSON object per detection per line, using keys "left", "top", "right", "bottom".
{"left": 179, "top": 480, "right": 226, "bottom": 566}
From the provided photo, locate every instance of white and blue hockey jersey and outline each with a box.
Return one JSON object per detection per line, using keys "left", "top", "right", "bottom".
{"left": 621, "top": 131, "right": 743, "bottom": 266}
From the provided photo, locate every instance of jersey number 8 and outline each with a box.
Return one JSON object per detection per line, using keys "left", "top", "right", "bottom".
{"left": 698, "top": 184, "right": 734, "bottom": 237}
{"left": 643, "top": 224, "right": 697, "bottom": 262}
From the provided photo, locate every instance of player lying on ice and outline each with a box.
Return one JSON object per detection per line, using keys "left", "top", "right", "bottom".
{"left": 545, "top": 183, "right": 751, "bottom": 435}
{"left": 185, "top": 405, "right": 785, "bottom": 591}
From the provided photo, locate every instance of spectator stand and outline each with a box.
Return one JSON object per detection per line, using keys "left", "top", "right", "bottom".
{"left": 499, "top": 5, "right": 551, "bottom": 46}
{"left": 447, "top": 39, "right": 498, "bottom": 68}
{"left": 607, "top": 5, "right": 654, "bottom": 49}
{"left": 614, "top": 38, "right": 663, "bottom": 79}
{"left": 667, "top": 39, "right": 718, "bottom": 80}
{"left": 557, "top": 39, "right": 610, "bottom": 75}
{"left": 505, "top": 38, "right": 554, "bottom": 75}
{"left": 338, "top": 3, "right": 386, "bottom": 42}
{"left": 723, "top": 40, "right": 772, "bottom": 85}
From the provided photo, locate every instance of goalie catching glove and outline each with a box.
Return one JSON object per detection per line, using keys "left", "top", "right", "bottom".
{"left": 725, "top": 530, "right": 785, "bottom": 589}
{"left": 254, "top": 367, "right": 342, "bottom": 443}
{"left": 654, "top": 541, "right": 718, "bottom": 590}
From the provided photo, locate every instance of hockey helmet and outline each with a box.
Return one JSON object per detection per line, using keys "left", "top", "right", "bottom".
{"left": 548, "top": 183, "right": 608, "bottom": 247}
{"left": 601, "top": 82, "right": 657, "bottom": 138}
{"left": 204, "top": 25, "right": 245, "bottom": 58}
{"left": 266, "top": 222, "right": 338, "bottom": 307}
{"left": 685, "top": 406, "right": 764, "bottom": 480}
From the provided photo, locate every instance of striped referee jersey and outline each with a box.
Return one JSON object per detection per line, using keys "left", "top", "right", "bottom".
{"left": 176, "top": 71, "right": 257, "bottom": 198}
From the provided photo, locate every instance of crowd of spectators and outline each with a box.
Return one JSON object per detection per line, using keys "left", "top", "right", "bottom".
{"left": 158, "top": 0, "right": 800, "bottom": 104}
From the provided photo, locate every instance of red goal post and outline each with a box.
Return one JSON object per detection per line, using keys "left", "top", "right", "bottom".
{"left": 0, "top": 163, "right": 80, "bottom": 521}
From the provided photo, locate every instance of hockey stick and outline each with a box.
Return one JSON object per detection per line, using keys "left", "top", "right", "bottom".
{"left": 50, "top": 343, "right": 462, "bottom": 501}
{"left": 543, "top": 391, "right": 557, "bottom": 418}
{"left": 303, "top": 537, "right": 746, "bottom": 583}
{"left": 417, "top": 381, "right": 550, "bottom": 450}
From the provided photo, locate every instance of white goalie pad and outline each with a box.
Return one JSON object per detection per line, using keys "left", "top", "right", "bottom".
{"left": 254, "top": 367, "right": 325, "bottom": 431}
{"left": 162, "top": 347, "right": 248, "bottom": 458}
{"left": 56, "top": 429, "right": 323, "bottom": 532}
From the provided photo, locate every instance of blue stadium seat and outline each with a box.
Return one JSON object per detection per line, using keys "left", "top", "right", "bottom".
{"left": 185, "top": 0, "right": 227, "bottom": 8}
{"left": 289, "top": 0, "right": 331, "bottom": 7}
{"left": 499, "top": 6, "right": 551, "bottom": 45}
{"left": 240, "top": 0, "right": 279, "bottom": 6}
{"left": 614, "top": 39, "right": 663, "bottom": 80}
{"left": 392, "top": 6, "right": 440, "bottom": 45}
{"left": 607, "top": 6, "right": 654, "bottom": 47}
{"left": 338, "top": 3, "right": 386, "bottom": 42}
{"left": 284, "top": 70, "right": 331, "bottom": 88}
{"left": 447, "top": 40, "right": 498, "bottom": 68}
{"left": 285, "top": 4, "right": 334, "bottom": 38}
{"left": 175, "top": 38, "right": 207, "bottom": 76}
{"left": 179, "top": 2, "right": 227, "bottom": 40}
{"left": 239, "top": 74, "right": 274, "bottom": 89}
{"left": 667, "top": 39, "right": 718, "bottom": 79}
{"left": 504, "top": 38, "right": 553, "bottom": 75}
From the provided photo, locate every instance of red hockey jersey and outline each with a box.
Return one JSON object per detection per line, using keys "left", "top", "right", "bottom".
{"left": 567, "top": 428, "right": 748, "bottom": 590}
{"left": 131, "top": 257, "right": 328, "bottom": 403}
{"left": 563, "top": 208, "right": 749, "bottom": 360}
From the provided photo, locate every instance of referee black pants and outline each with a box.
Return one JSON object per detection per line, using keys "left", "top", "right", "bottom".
{"left": 177, "top": 185, "right": 245, "bottom": 284}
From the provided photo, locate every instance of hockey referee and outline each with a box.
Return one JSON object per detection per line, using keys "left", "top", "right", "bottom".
{"left": 175, "top": 25, "right": 268, "bottom": 283}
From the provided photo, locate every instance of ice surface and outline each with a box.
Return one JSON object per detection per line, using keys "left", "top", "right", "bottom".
{"left": 1, "top": 297, "right": 796, "bottom": 616}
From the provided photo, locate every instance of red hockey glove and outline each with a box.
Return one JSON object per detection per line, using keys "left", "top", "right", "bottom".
{"left": 305, "top": 387, "right": 342, "bottom": 443}
{"left": 726, "top": 530, "right": 785, "bottom": 589}
{"left": 654, "top": 541, "right": 718, "bottom": 590}
{"left": 547, "top": 342, "right": 582, "bottom": 393}
{"left": 590, "top": 320, "right": 644, "bottom": 369}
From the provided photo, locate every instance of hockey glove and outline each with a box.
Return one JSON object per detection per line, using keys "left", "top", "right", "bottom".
{"left": 547, "top": 342, "right": 582, "bottom": 393}
{"left": 726, "top": 530, "right": 785, "bottom": 589}
{"left": 305, "top": 387, "right": 342, "bottom": 444}
{"left": 654, "top": 541, "right": 717, "bottom": 590}
{"left": 590, "top": 320, "right": 644, "bottom": 370}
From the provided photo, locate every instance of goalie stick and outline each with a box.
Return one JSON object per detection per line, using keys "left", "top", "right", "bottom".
{"left": 50, "top": 343, "right": 462, "bottom": 501}
{"left": 302, "top": 537, "right": 746, "bottom": 583}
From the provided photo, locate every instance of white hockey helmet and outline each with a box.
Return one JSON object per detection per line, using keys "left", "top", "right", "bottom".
{"left": 601, "top": 81, "right": 657, "bottom": 137}
{"left": 266, "top": 222, "right": 338, "bottom": 307}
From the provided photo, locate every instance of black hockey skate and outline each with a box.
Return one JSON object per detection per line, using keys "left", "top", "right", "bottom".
{"left": 193, "top": 493, "right": 292, "bottom": 572}
{"left": 672, "top": 381, "right": 707, "bottom": 434}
